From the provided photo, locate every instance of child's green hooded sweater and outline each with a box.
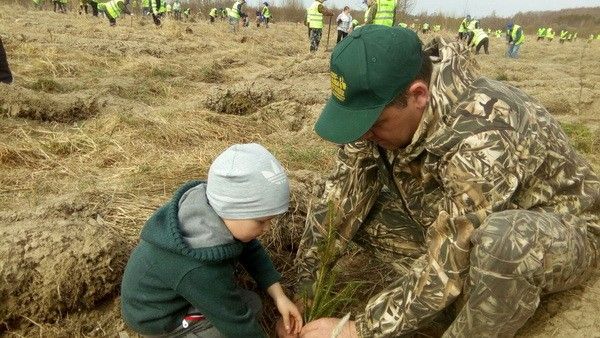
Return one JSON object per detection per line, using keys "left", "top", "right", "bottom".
{"left": 120, "top": 181, "right": 280, "bottom": 337}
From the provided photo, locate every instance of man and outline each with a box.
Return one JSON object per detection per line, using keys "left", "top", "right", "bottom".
{"left": 545, "top": 27, "right": 555, "bottom": 42}
{"left": 79, "top": 0, "right": 89, "bottom": 14}
{"left": 209, "top": 7, "right": 217, "bottom": 23}
{"left": 228, "top": 0, "right": 247, "bottom": 33}
{"left": 172, "top": 0, "right": 181, "bottom": 21}
{"left": 465, "top": 18, "right": 479, "bottom": 45}
{"left": 0, "top": 37, "right": 12, "bottom": 84}
{"left": 559, "top": 29, "right": 568, "bottom": 44}
{"left": 293, "top": 25, "right": 599, "bottom": 337}
{"left": 421, "top": 22, "right": 430, "bottom": 34}
{"left": 149, "top": 0, "right": 163, "bottom": 26}
{"left": 537, "top": 27, "right": 546, "bottom": 41}
{"left": 363, "top": 0, "right": 395, "bottom": 27}
{"left": 470, "top": 27, "right": 489, "bottom": 54}
{"left": 141, "top": 0, "right": 150, "bottom": 15}
{"left": 305, "top": 0, "right": 333, "bottom": 52}
{"left": 506, "top": 21, "right": 524, "bottom": 58}
{"left": 97, "top": 0, "right": 132, "bottom": 26}
{"left": 458, "top": 15, "right": 470, "bottom": 40}
{"left": 261, "top": 2, "right": 272, "bottom": 28}
{"left": 53, "top": 0, "right": 66, "bottom": 13}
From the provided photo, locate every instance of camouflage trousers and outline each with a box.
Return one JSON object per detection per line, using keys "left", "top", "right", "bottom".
{"left": 309, "top": 28, "right": 322, "bottom": 52}
{"left": 354, "top": 191, "right": 599, "bottom": 337}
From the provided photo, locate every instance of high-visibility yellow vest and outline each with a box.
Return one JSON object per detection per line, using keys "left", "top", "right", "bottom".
{"left": 471, "top": 28, "right": 488, "bottom": 46}
{"left": 103, "top": 0, "right": 124, "bottom": 19}
{"left": 560, "top": 30, "right": 568, "bottom": 39}
{"left": 546, "top": 29, "right": 555, "bottom": 39}
{"left": 458, "top": 19, "right": 468, "bottom": 33}
{"left": 172, "top": 1, "right": 181, "bottom": 11}
{"left": 262, "top": 5, "right": 271, "bottom": 18}
{"left": 537, "top": 27, "right": 545, "bottom": 37}
{"left": 306, "top": 1, "right": 323, "bottom": 29}
{"left": 372, "top": 0, "right": 394, "bottom": 27}
{"left": 209, "top": 7, "right": 217, "bottom": 16}
{"left": 510, "top": 24, "right": 525, "bottom": 45}
{"left": 467, "top": 19, "right": 478, "bottom": 31}
{"left": 229, "top": 1, "right": 241, "bottom": 19}
{"left": 142, "top": 0, "right": 149, "bottom": 7}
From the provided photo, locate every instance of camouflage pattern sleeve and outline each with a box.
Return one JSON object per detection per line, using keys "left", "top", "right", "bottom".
{"left": 355, "top": 129, "right": 524, "bottom": 337}
{"left": 295, "top": 141, "right": 383, "bottom": 297}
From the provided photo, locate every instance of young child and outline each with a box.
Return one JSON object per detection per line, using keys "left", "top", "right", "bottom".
{"left": 121, "top": 143, "right": 302, "bottom": 337}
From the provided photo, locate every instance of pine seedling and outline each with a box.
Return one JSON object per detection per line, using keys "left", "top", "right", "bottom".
{"left": 303, "top": 202, "right": 360, "bottom": 323}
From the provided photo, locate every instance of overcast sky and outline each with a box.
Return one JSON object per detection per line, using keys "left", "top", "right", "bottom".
{"left": 276, "top": 0, "right": 600, "bottom": 17}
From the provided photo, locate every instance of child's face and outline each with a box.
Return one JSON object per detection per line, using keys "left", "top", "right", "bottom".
{"left": 223, "top": 216, "right": 275, "bottom": 242}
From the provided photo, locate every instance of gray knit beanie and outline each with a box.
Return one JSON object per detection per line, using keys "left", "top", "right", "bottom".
{"left": 206, "top": 143, "right": 290, "bottom": 219}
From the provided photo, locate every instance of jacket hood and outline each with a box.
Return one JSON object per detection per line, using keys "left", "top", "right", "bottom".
{"left": 140, "top": 181, "right": 243, "bottom": 262}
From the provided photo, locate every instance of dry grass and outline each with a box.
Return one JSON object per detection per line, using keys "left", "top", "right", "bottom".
{"left": 1, "top": 3, "right": 599, "bottom": 337}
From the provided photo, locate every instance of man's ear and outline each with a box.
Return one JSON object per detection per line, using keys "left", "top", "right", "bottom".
{"left": 407, "top": 80, "right": 430, "bottom": 110}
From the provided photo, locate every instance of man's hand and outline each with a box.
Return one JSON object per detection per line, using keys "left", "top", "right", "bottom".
{"left": 300, "top": 318, "right": 358, "bottom": 338}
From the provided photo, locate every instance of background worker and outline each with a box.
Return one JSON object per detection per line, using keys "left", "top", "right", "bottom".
{"left": 336, "top": 6, "right": 352, "bottom": 43}
{"left": 141, "top": 0, "right": 150, "bottom": 15}
{"left": 53, "top": 0, "right": 66, "bottom": 13}
{"left": 79, "top": 0, "right": 89, "bottom": 15}
{"left": 98, "top": 0, "right": 132, "bottom": 26}
{"left": 209, "top": 7, "right": 217, "bottom": 23}
{"left": 364, "top": 0, "right": 396, "bottom": 26}
{"left": 470, "top": 27, "right": 489, "bottom": 54}
{"left": 149, "top": 0, "right": 163, "bottom": 26}
{"left": 261, "top": 2, "right": 271, "bottom": 28}
{"left": 305, "top": 0, "right": 333, "bottom": 52}
{"left": 458, "top": 15, "right": 470, "bottom": 40}
{"left": 165, "top": 2, "right": 171, "bottom": 17}
{"left": 559, "top": 29, "right": 568, "bottom": 43}
{"left": 465, "top": 17, "right": 479, "bottom": 45}
{"left": 172, "top": 0, "right": 181, "bottom": 21}
{"left": 545, "top": 27, "right": 555, "bottom": 42}
{"left": 536, "top": 27, "right": 546, "bottom": 41}
{"left": 506, "top": 21, "right": 525, "bottom": 58}
{"left": 228, "top": 0, "right": 247, "bottom": 33}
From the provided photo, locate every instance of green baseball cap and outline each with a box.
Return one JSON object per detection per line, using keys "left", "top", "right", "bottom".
{"left": 314, "top": 25, "right": 423, "bottom": 144}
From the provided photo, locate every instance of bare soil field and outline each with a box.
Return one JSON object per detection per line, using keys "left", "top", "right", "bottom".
{"left": 1, "top": 5, "right": 599, "bottom": 337}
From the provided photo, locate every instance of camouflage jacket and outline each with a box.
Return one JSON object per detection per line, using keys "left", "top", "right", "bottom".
{"left": 295, "top": 37, "right": 600, "bottom": 337}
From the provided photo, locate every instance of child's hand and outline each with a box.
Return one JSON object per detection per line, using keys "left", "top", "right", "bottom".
{"left": 275, "top": 295, "right": 303, "bottom": 335}
{"left": 268, "top": 283, "right": 304, "bottom": 335}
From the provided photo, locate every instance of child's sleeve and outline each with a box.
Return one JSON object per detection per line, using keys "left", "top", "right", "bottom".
{"left": 239, "top": 239, "right": 281, "bottom": 290}
{"left": 177, "top": 264, "right": 267, "bottom": 337}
